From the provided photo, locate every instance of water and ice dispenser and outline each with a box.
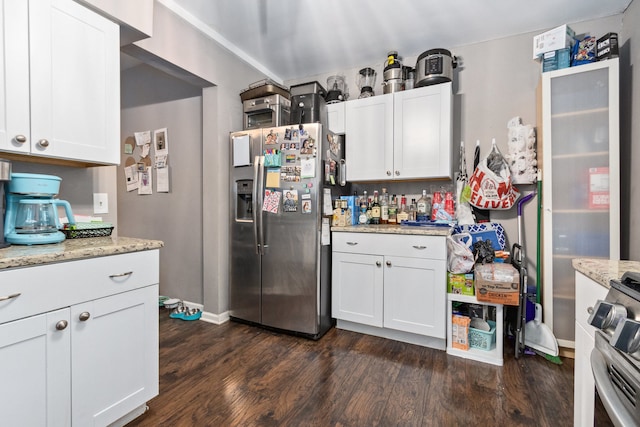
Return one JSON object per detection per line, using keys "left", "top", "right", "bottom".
{"left": 236, "top": 180, "right": 253, "bottom": 221}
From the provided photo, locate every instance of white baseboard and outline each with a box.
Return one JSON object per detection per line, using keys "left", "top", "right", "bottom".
{"left": 200, "top": 310, "right": 230, "bottom": 325}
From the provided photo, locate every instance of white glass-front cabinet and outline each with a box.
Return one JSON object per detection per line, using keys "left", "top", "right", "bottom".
{"left": 541, "top": 59, "right": 620, "bottom": 347}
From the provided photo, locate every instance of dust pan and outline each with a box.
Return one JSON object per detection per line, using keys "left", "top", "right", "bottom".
{"left": 525, "top": 303, "right": 559, "bottom": 357}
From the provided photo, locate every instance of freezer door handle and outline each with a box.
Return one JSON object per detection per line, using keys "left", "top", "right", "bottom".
{"left": 256, "top": 155, "right": 266, "bottom": 255}
{"left": 253, "top": 155, "right": 261, "bottom": 255}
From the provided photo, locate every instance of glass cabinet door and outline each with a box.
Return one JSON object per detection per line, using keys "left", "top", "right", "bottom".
{"left": 542, "top": 59, "right": 620, "bottom": 346}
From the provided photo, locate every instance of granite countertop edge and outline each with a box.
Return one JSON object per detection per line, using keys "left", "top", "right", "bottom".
{"left": 331, "top": 225, "right": 452, "bottom": 236}
{"left": 572, "top": 258, "right": 640, "bottom": 289}
{"left": 0, "top": 236, "right": 164, "bottom": 270}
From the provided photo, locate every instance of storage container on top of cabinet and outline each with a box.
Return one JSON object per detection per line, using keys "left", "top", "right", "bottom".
{"left": 541, "top": 59, "right": 620, "bottom": 348}
{"left": 345, "top": 82, "right": 453, "bottom": 181}
{"left": 0, "top": 0, "right": 120, "bottom": 165}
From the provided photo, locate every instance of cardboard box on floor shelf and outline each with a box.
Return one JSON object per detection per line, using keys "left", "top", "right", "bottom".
{"left": 474, "top": 263, "right": 520, "bottom": 306}
{"left": 447, "top": 272, "right": 474, "bottom": 296}
{"left": 533, "top": 24, "right": 576, "bottom": 59}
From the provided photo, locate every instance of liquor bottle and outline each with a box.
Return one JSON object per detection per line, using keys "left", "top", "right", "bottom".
{"left": 370, "top": 191, "right": 381, "bottom": 224}
{"left": 416, "top": 190, "right": 429, "bottom": 222}
{"left": 358, "top": 191, "right": 368, "bottom": 224}
{"left": 397, "top": 195, "right": 409, "bottom": 222}
{"left": 380, "top": 188, "right": 389, "bottom": 224}
{"left": 366, "top": 196, "right": 372, "bottom": 224}
{"left": 409, "top": 198, "right": 417, "bottom": 221}
{"left": 388, "top": 195, "right": 398, "bottom": 224}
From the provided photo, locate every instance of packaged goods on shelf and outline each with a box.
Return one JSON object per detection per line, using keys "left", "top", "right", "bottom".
{"left": 451, "top": 315, "right": 471, "bottom": 350}
{"left": 448, "top": 272, "right": 474, "bottom": 296}
{"left": 533, "top": 24, "right": 576, "bottom": 59}
{"left": 474, "top": 263, "right": 520, "bottom": 306}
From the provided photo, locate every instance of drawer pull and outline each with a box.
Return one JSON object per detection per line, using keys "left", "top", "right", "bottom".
{"left": 376, "top": 261, "right": 382, "bottom": 267}
{"left": 412, "top": 245, "right": 427, "bottom": 250}
{"left": 346, "top": 242, "right": 358, "bottom": 246}
{"left": 79, "top": 312, "right": 91, "bottom": 322}
{"left": 386, "top": 261, "right": 392, "bottom": 267}
{"left": 109, "top": 271, "right": 133, "bottom": 278}
{"left": 0, "top": 292, "right": 21, "bottom": 302}
{"left": 56, "top": 320, "right": 68, "bottom": 331}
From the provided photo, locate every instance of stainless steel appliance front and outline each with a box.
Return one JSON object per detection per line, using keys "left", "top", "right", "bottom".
{"left": 229, "top": 124, "right": 333, "bottom": 339}
{"left": 243, "top": 94, "right": 290, "bottom": 130}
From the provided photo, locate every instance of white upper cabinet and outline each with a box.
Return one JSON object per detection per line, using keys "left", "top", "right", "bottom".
{"left": 345, "top": 83, "right": 453, "bottom": 181}
{"left": 0, "top": 0, "right": 120, "bottom": 165}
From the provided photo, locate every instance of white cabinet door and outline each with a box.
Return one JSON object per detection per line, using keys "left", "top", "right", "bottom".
{"left": 0, "top": 308, "right": 71, "bottom": 427}
{"left": 393, "top": 83, "right": 453, "bottom": 179}
{"left": 332, "top": 251, "right": 384, "bottom": 327}
{"left": 326, "top": 103, "right": 345, "bottom": 134}
{"left": 72, "top": 285, "right": 158, "bottom": 426}
{"left": 345, "top": 93, "right": 394, "bottom": 181}
{"left": 0, "top": 0, "right": 31, "bottom": 153}
{"left": 29, "top": 0, "right": 120, "bottom": 164}
{"left": 383, "top": 255, "right": 446, "bottom": 337}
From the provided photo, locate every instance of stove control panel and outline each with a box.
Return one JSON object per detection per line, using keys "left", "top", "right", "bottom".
{"left": 589, "top": 300, "right": 629, "bottom": 334}
{"left": 611, "top": 318, "right": 640, "bottom": 356}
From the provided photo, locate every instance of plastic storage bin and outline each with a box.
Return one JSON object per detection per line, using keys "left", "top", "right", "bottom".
{"left": 469, "top": 320, "right": 496, "bottom": 351}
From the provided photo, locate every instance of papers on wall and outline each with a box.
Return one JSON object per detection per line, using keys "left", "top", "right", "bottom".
{"left": 124, "top": 127, "right": 171, "bottom": 195}
{"left": 134, "top": 131, "right": 151, "bottom": 146}
{"left": 138, "top": 166, "right": 153, "bottom": 195}
{"left": 125, "top": 164, "right": 139, "bottom": 192}
{"left": 157, "top": 167, "right": 170, "bottom": 193}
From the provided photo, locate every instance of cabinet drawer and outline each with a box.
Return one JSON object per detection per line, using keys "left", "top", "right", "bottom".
{"left": 0, "top": 250, "right": 159, "bottom": 325}
{"left": 333, "top": 232, "right": 446, "bottom": 260}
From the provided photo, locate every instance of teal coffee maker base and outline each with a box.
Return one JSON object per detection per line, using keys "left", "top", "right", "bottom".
{"left": 5, "top": 231, "right": 66, "bottom": 245}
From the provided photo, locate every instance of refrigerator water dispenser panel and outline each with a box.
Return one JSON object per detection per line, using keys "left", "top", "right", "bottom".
{"left": 236, "top": 180, "right": 253, "bottom": 221}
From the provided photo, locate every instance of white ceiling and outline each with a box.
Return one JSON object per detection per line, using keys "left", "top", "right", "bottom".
{"left": 161, "top": 0, "right": 631, "bottom": 82}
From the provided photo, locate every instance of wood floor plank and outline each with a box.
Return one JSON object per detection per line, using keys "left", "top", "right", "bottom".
{"left": 128, "top": 310, "right": 575, "bottom": 427}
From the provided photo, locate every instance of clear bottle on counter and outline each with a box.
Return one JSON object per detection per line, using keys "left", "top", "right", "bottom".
{"left": 397, "top": 195, "right": 409, "bottom": 223}
{"left": 416, "top": 190, "right": 429, "bottom": 222}
{"left": 388, "top": 194, "right": 398, "bottom": 224}
{"left": 380, "top": 188, "right": 389, "bottom": 224}
{"left": 358, "top": 191, "right": 368, "bottom": 225}
{"left": 409, "top": 198, "right": 417, "bottom": 221}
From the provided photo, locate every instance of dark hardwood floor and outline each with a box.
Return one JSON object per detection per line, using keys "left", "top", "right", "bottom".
{"left": 128, "top": 309, "right": 574, "bottom": 427}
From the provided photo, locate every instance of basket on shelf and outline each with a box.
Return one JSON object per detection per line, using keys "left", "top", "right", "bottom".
{"left": 469, "top": 320, "right": 496, "bottom": 351}
{"left": 62, "top": 222, "right": 114, "bottom": 239}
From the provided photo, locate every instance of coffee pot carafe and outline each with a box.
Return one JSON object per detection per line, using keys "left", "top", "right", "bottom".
{"left": 4, "top": 173, "right": 76, "bottom": 245}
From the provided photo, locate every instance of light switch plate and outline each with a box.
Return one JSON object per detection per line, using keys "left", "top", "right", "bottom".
{"left": 93, "top": 193, "right": 109, "bottom": 214}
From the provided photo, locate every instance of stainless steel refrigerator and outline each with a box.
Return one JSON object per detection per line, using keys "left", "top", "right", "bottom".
{"left": 229, "top": 123, "right": 339, "bottom": 339}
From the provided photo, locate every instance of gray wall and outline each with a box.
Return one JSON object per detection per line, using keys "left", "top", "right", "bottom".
{"left": 119, "top": 63, "right": 203, "bottom": 303}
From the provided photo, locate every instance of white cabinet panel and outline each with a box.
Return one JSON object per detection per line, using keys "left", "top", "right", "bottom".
{"left": 384, "top": 256, "right": 446, "bottom": 337}
{"left": 0, "top": 0, "right": 120, "bottom": 164}
{"left": 326, "top": 103, "right": 345, "bottom": 134}
{"left": 0, "top": 308, "right": 71, "bottom": 427}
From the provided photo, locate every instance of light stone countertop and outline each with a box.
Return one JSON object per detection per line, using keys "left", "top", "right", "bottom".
{"left": 0, "top": 236, "right": 164, "bottom": 270}
{"left": 572, "top": 258, "right": 640, "bottom": 289}
{"left": 331, "top": 224, "right": 453, "bottom": 236}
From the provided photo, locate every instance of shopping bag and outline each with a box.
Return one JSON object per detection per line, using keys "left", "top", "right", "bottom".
{"left": 468, "top": 139, "right": 520, "bottom": 209}
{"left": 447, "top": 233, "right": 474, "bottom": 274}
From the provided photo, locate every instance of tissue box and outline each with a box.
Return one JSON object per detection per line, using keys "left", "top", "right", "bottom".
{"left": 533, "top": 24, "right": 576, "bottom": 59}
{"left": 474, "top": 263, "right": 520, "bottom": 306}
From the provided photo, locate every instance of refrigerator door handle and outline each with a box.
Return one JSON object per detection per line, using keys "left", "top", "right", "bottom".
{"left": 252, "top": 155, "right": 261, "bottom": 255}
{"left": 256, "top": 155, "right": 266, "bottom": 255}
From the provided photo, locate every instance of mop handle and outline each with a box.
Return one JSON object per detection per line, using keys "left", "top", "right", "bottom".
{"left": 518, "top": 192, "right": 536, "bottom": 215}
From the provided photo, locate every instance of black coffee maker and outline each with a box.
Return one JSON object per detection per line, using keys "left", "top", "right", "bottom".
{"left": 0, "top": 158, "right": 12, "bottom": 249}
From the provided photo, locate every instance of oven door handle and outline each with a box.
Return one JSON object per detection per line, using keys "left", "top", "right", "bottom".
{"left": 591, "top": 347, "right": 636, "bottom": 427}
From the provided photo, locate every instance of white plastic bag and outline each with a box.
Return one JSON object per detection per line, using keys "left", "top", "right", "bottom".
{"left": 456, "top": 141, "right": 475, "bottom": 225}
{"left": 468, "top": 139, "right": 520, "bottom": 210}
{"left": 447, "top": 233, "right": 474, "bottom": 274}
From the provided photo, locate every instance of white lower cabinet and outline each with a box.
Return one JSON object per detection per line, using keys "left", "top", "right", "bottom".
{"left": 332, "top": 232, "right": 447, "bottom": 349}
{"left": 574, "top": 271, "right": 608, "bottom": 427}
{"left": 0, "top": 250, "right": 159, "bottom": 427}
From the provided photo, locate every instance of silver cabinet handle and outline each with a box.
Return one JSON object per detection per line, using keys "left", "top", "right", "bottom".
{"left": 79, "top": 312, "right": 91, "bottom": 322}
{"left": 109, "top": 271, "right": 133, "bottom": 278}
{"left": 346, "top": 242, "right": 358, "bottom": 246}
{"left": 56, "top": 320, "right": 68, "bottom": 330}
{"left": 412, "top": 245, "right": 427, "bottom": 250}
{"left": 14, "top": 135, "right": 27, "bottom": 144}
{"left": 386, "top": 170, "right": 391, "bottom": 176}
{"left": 395, "top": 171, "right": 400, "bottom": 176}
{"left": 587, "top": 306, "right": 594, "bottom": 315}
{"left": 38, "top": 139, "right": 49, "bottom": 148}
{"left": 0, "top": 292, "right": 21, "bottom": 302}
{"left": 386, "top": 261, "right": 392, "bottom": 267}
{"left": 376, "top": 261, "right": 382, "bottom": 267}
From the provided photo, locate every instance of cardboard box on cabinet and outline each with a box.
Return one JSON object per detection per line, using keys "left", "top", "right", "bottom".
{"left": 533, "top": 24, "right": 576, "bottom": 59}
